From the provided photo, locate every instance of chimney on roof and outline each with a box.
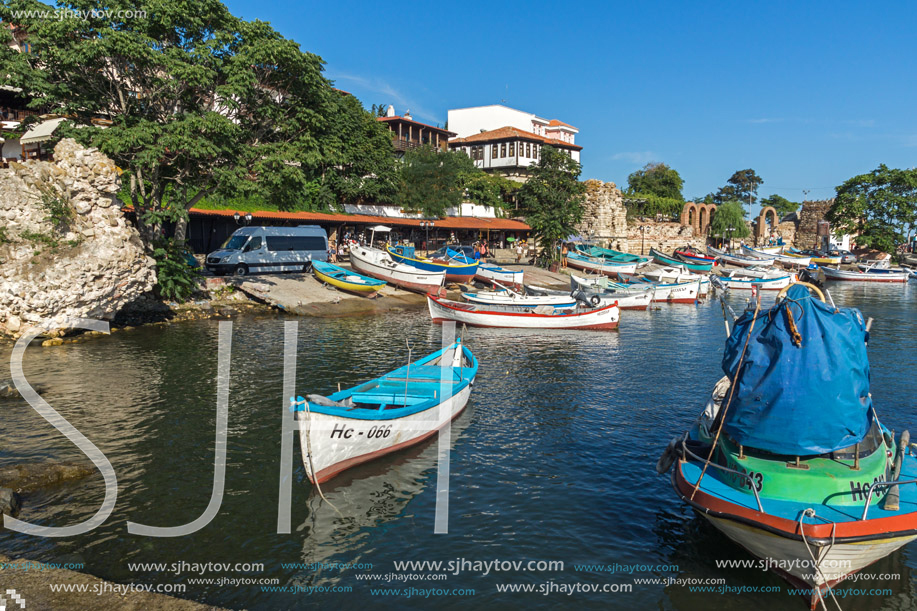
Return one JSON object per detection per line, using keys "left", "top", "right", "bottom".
{"left": 404, "top": 109, "right": 412, "bottom": 120}
{"left": 385, "top": 104, "right": 395, "bottom": 117}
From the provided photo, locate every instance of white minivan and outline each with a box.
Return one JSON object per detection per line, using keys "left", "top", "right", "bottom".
{"left": 205, "top": 225, "right": 328, "bottom": 276}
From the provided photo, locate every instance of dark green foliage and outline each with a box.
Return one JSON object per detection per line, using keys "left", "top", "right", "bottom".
{"left": 760, "top": 194, "right": 800, "bottom": 218}
{"left": 708, "top": 201, "right": 750, "bottom": 239}
{"left": 395, "top": 147, "right": 476, "bottom": 218}
{"left": 714, "top": 169, "right": 763, "bottom": 207}
{"left": 828, "top": 165, "right": 917, "bottom": 253}
{"left": 151, "top": 239, "right": 200, "bottom": 302}
{"left": 624, "top": 193, "right": 684, "bottom": 221}
{"left": 517, "top": 146, "right": 586, "bottom": 260}
{"left": 626, "top": 162, "right": 684, "bottom": 200}
{"left": 38, "top": 193, "right": 75, "bottom": 231}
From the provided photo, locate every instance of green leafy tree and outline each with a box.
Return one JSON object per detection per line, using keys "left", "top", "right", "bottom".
{"left": 760, "top": 194, "right": 800, "bottom": 218}
{"left": 395, "top": 147, "right": 475, "bottom": 218}
{"left": 517, "top": 146, "right": 586, "bottom": 260}
{"left": 1, "top": 0, "right": 395, "bottom": 248}
{"left": 462, "top": 172, "right": 519, "bottom": 212}
{"left": 828, "top": 164, "right": 917, "bottom": 253}
{"left": 708, "top": 201, "right": 750, "bottom": 241}
{"left": 626, "top": 162, "right": 684, "bottom": 200}
{"left": 715, "top": 169, "right": 763, "bottom": 208}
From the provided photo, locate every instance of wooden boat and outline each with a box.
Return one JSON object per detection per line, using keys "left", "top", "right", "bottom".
{"left": 569, "top": 286, "right": 653, "bottom": 310}
{"left": 650, "top": 248, "right": 714, "bottom": 273}
{"left": 658, "top": 283, "right": 917, "bottom": 610}
{"left": 707, "top": 245, "right": 776, "bottom": 268}
{"left": 674, "top": 246, "right": 717, "bottom": 265}
{"left": 566, "top": 252, "right": 638, "bottom": 277}
{"left": 387, "top": 245, "right": 478, "bottom": 283}
{"left": 574, "top": 244, "right": 651, "bottom": 267}
{"left": 741, "top": 245, "right": 811, "bottom": 267}
{"left": 312, "top": 261, "right": 386, "bottom": 297}
{"left": 712, "top": 272, "right": 796, "bottom": 290}
{"left": 638, "top": 266, "right": 711, "bottom": 293}
{"left": 427, "top": 295, "right": 620, "bottom": 330}
{"left": 822, "top": 267, "right": 909, "bottom": 283}
{"left": 719, "top": 266, "right": 788, "bottom": 280}
{"left": 462, "top": 288, "right": 576, "bottom": 308}
{"left": 747, "top": 244, "right": 784, "bottom": 254}
{"left": 787, "top": 248, "right": 842, "bottom": 265}
{"left": 475, "top": 263, "right": 523, "bottom": 286}
{"left": 573, "top": 274, "right": 700, "bottom": 304}
{"left": 349, "top": 245, "right": 446, "bottom": 295}
{"left": 293, "top": 339, "right": 477, "bottom": 483}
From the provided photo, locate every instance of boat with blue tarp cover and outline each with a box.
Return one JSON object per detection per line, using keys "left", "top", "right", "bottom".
{"left": 387, "top": 245, "right": 478, "bottom": 282}
{"left": 657, "top": 282, "right": 917, "bottom": 610}
{"left": 292, "top": 339, "right": 477, "bottom": 483}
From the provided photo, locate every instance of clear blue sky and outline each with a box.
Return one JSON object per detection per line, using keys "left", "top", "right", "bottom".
{"left": 224, "top": 0, "right": 916, "bottom": 205}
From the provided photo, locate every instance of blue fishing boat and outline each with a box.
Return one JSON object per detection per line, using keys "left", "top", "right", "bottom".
{"left": 573, "top": 244, "right": 650, "bottom": 266}
{"left": 649, "top": 248, "right": 714, "bottom": 272}
{"left": 658, "top": 283, "right": 917, "bottom": 609}
{"left": 293, "top": 338, "right": 478, "bottom": 483}
{"left": 387, "top": 245, "right": 478, "bottom": 283}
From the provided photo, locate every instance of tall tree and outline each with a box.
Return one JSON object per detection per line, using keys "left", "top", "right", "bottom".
{"left": 828, "top": 164, "right": 917, "bottom": 253}
{"left": 626, "top": 162, "right": 684, "bottom": 200}
{"left": 517, "top": 146, "right": 586, "bottom": 260}
{"left": 395, "top": 147, "right": 475, "bottom": 218}
{"left": 708, "top": 201, "right": 751, "bottom": 240}
{"left": 1, "top": 0, "right": 395, "bottom": 246}
{"left": 760, "top": 194, "right": 800, "bottom": 218}
{"left": 715, "top": 169, "right": 763, "bottom": 208}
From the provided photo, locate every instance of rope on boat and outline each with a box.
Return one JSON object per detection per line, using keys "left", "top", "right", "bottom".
{"left": 691, "top": 291, "right": 762, "bottom": 501}
{"left": 798, "top": 508, "right": 842, "bottom": 611}
{"left": 301, "top": 401, "right": 343, "bottom": 517}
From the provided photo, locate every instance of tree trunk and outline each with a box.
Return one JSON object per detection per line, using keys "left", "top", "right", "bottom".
{"left": 174, "top": 216, "right": 188, "bottom": 247}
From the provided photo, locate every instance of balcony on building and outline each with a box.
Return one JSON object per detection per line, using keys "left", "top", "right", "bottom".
{"left": 377, "top": 106, "right": 456, "bottom": 154}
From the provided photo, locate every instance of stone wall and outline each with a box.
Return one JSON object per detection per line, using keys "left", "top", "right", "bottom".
{"left": 795, "top": 199, "right": 834, "bottom": 250}
{"left": 625, "top": 222, "right": 703, "bottom": 255}
{"left": 0, "top": 139, "right": 156, "bottom": 339}
{"left": 576, "top": 179, "right": 629, "bottom": 250}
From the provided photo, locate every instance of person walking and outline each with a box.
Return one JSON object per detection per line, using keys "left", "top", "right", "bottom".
{"left": 515, "top": 241, "right": 524, "bottom": 264}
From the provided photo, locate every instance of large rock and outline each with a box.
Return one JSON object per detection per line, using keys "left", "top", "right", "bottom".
{"left": 0, "top": 139, "right": 156, "bottom": 339}
{"left": 0, "top": 487, "right": 22, "bottom": 518}
{"left": 0, "top": 462, "right": 95, "bottom": 492}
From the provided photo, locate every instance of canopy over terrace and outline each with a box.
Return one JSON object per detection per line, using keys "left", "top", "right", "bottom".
{"left": 182, "top": 207, "right": 531, "bottom": 254}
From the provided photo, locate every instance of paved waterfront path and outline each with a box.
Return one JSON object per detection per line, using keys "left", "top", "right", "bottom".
{"left": 0, "top": 554, "right": 225, "bottom": 610}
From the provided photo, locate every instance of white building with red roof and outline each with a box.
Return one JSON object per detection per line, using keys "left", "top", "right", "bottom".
{"left": 447, "top": 104, "right": 580, "bottom": 181}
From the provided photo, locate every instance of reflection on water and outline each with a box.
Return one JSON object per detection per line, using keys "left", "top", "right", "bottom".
{"left": 0, "top": 285, "right": 914, "bottom": 609}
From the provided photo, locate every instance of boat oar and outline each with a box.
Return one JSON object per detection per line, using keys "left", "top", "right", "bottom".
{"left": 884, "top": 430, "right": 910, "bottom": 511}
{"left": 691, "top": 292, "right": 763, "bottom": 501}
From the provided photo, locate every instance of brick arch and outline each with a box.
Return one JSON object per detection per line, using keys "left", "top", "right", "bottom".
{"left": 755, "top": 206, "right": 779, "bottom": 242}
{"left": 680, "top": 202, "right": 699, "bottom": 231}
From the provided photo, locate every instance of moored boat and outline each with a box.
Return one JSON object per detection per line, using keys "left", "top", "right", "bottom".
{"left": 822, "top": 267, "right": 910, "bottom": 283}
{"left": 349, "top": 245, "right": 446, "bottom": 295}
{"left": 312, "top": 261, "right": 386, "bottom": 297}
{"left": 658, "top": 283, "right": 917, "bottom": 609}
{"left": 650, "top": 248, "right": 714, "bottom": 273}
{"left": 741, "top": 245, "right": 811, "bottom": 267}
{"left": 462, "top": 288, "right": 576, "bottom": 308}
{"left": 707, "top": 245, "right": 776, "bottom": 268}
{"left": 574, "top": 244, "right": 651, "bottom": 267}
{"left": 674, "top": 246, "right": 718, "bottom": 265}
{"left": 387, "top": 245, "right": 479, "bottom": 283}
{"left": 293, "top": 339, "right": 477, "bottom": 483}
{"left": 427, "top": 295, "right": 620, "bottom": 330}
{"left": 574, "top": 274, "right": 700, "bottom": 304}
{"left": 712, "top": 272, "right": 796, "bottom": 290}
{"left": 566, "top": 252, "right": 638, "bottom": 278}
{"left": 475, "top": 263, "right": 524, "bottom": 286}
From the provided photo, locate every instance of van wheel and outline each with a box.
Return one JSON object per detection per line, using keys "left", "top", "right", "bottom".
{"left": 234, "top": 264, "right": 249, "bottom": 277}
{"left": 303, "top": 263, "right": 313, "bottom": 273}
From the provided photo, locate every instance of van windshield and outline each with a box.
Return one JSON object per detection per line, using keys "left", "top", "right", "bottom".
{"left": 223, "top": 235, "right": 249, "bottom": 250}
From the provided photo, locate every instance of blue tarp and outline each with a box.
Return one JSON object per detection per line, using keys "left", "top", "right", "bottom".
{"left": 721, "top": 284, "right": 873, "bottom": 455}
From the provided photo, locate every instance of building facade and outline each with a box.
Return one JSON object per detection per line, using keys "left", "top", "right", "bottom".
{"left": 377, "top": 105, "right": 456, "bottom": 154}
{"left": 446, "top": 105, "right": 580, "bottom": 181}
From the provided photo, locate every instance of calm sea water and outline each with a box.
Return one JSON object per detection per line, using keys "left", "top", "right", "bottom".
{"left": 1, "top": 282, "right": 915, "bottom": 610}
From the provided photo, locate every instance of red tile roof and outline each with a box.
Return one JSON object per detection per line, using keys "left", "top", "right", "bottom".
{"left": 448, "top": 126, "right": 582, "bottom": 150}
{"left": 187, "top": 207, "right": 530, "bottom": 231}
{"left": 547, "top": 119, "right": 577, "bottom": 130}
{"left": 377, "top": 116, "right": 457, "bottom": 137}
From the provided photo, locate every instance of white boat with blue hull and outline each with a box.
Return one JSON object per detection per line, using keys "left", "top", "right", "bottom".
{"left": 293, "top": 339, "right": 477, "bottom": 484}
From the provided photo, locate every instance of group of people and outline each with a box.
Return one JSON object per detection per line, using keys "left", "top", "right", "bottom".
{"left": 327, "top": 240, "right": 348, "bottom": 263}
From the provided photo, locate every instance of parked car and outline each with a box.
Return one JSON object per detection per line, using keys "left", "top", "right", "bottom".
{"left": 205, "top": 225, "right": 328, "bottom": 276}
{"left": 828, "top": 249, "right": 857, "bottom": 264}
